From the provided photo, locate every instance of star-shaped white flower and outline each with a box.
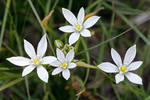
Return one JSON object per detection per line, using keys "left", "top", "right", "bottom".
{"left": 7, "top": 34, "right": 56, "bottom": 83}
{"left": 51, "top": 48, "right": 76, "bottom": 80}
{"left": 98, "top": 45, "right": 143, "bottom": 85}
{"left": 59, "top": 7, "right": 100, "bottom": 45}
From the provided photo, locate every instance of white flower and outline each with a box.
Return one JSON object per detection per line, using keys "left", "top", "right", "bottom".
{"left": 51, "top": 48, "right": 76, "bottom": 80}
{"left": 59, "top": 7, "right": 100, "bottom": 45}
{"left": 98, "top": 45, "right": 143, "bottom": 85}
{"left": 7, "top": 34, "right": 56, "bottom": 83}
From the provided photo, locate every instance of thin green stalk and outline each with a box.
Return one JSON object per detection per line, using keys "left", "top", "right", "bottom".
{"left": 0, "top": 0, "right": 11, "bottom": 51}
{"left": 68, "top": 0, "right": 73, "bottom": 10}
{"left": 108, "top": 0, "right": 115, "bottom": 48}
{"left": 45, "top": 0, "right": 51, "bottom": 15}
{"left": 27, "top": 0, "right": 55, "bottom": 56}
{"left": 51, "top": 0, "right": 59, "bottom": 10}
{"left": 81, "top": 39, "right": 90, "bottom": 85}
{"left": 25, "top": 77, "right": 31, "bottom": 100}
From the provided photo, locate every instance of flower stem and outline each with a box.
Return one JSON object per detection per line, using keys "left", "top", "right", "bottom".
{"left": 25, "top": 76, "right": 31, "bottom": 100}
{"left": 76, "top": 61, "right": 98, "bottom": 69}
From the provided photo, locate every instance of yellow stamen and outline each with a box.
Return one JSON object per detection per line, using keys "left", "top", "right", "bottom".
{"left": 120, "top": 66, "right": 127, "bottom": 72}
{"left": 62, "top": 62, "right": 67, "bottom": 68}
{"left": 76, "top": 25, "right": 81, "bottom": 30}
{"left": 34, "top": 59, "right": 39, "bottom": 64}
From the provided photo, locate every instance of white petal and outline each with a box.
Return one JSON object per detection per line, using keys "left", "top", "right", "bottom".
{"left": 24, "top": 40, "right": 36, "bottom": 58}
{"left": 66, "top": 49, "right": 74, "bottom": 62}
{"left": 125, "top": 72, "right": 142, "bottom": 85}
{"left": 56, "top": 48, "right": 65, "bottom": 62}
{"left": 111, "top": 48, "right": 122, "bottom": 67}
{"left": 123, "top": 45, "right": 136, "bottom": 65}
{"left": 52, "top": 67, "right": 62, "bottom": 75}
{"left": 69, "top": 32, "right": 80, "bottom": 45}
{"left": 128, "top": 61, "right": 143, "bottom": 71}
{"left": 77, "top": 7, "right": 84, "bottom": 24}
{"left": 83, "top": 16, "right": 100, "bottom": 28}
{"left": 80, "top": 29, "right": 91, "bottom": 37}
{"left": 62, "top": 8, "right": 77, "bottom": 25}
{"left": 22, "top": 65, "right": 35, "bottom": 76}
{"left": 42, "top": 56, "right": 57, "bottom": 64}
{"left": 62, "top": 69, "right": 70, "bottom": 80}
{"left": 7, "top": 57, "right": 30, "bottom": 66}
{"left": 115, "top": 73, "right": 124, "bottom": 84}
{"left": 59, "top": 25, "right": 75, "bottom": 33}
{"left": 37, "top": 66, "right": 49, "bottom": 83}
{"left": 50, "top": 60, "right": 61, "bottom": 67}
{"left": 68, "top": 63, "right": 76, "bottom": 69}
{"left": 37, "top": 34, "right": 47, "bottom": 58}
{"left": 98, "top": 62, "right": 119, "bottom": 73}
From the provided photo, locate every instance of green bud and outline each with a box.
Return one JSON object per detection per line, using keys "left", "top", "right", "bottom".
{"left": 54, "top": 40, "right": 64, "bottom": 48}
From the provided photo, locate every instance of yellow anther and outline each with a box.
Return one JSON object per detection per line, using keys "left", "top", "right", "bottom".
{"left": 120, "top": 66, "right": 127, "bottom": 72}
{"left": 34, "top": 59, "right": 39, "bottom": 64}
{"left": 62, "top": 62, "right": 67, "bottom": 68}
{"left": 76, "top": 25, "right": 81, "bottom": 30}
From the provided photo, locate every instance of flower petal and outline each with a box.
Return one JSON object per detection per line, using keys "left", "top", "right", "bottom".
{"left": 111, "top": 48, "right": 122, "bottom": 67}
{"left": 77, "top": 7, "right": 84, "bottom": 24}
{"left": 123, "top": 45, "right": 136, "bottom": 65}
{"left": 57, "top": 48, "right": 65, "bottom": 62}
{"left": 125, "top": 72, "right": 142, "bottom": 85}
{"left": 50, "top": 60, "right": 61, "bottom": 67}
{"left": 62, "top": 8, "right": 77, "bottom": 25}
{"left": 66, "top": 49, "right": 74, "bottom": 62}
{"left": 68, "top": 63, "right": 76, "bottom": 69}
{"left": 42, "top": 56, "right": 57, "bottom": 64}
{"left": 115, "top": 73, "right": 124, "bottom": 84}
{"left": 37, "top": 34, "right": 47, "bottom": 58}
{"left": 24, "top": 40, "right": 36, "bottom": 58}
{"left": 83, "top": 16, "right": 100, "bottom": 28}
{"left": 62, "top": 69, "right": 70, "bottom": 80}
{"left": 59, "top": 25, "right": 75, "bottom": 33}
{"left": 52, "top": 67, "right": 62, "bottom": 75}
{"left": 128, "top": 61, "right": 143, "bottom": 71}
{"left": 37, "top": 66, "right": 49, "bottom": 83}
{"left": 22, "top": 65, "right": 35, "bottom": 76}
{"left": 98, "top": 62, "right": 119, "bottom": 73}
{"left": 7, "top": 57, "right": 30, "bottom": 66}
{"left": 80, "top": 29, "right": 91, "bottom": 37}
{"left": 69, "top": 32, "right": 80, "bottom": 45}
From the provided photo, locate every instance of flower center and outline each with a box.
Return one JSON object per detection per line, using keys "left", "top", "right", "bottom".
{"left": 120, "top": 66, "right": 127, "bottom": 72}
{"left": 76, "top": 25, "right": 81, "bottom": 30}
{"left": 61, "top": 62, "right": 67, "bottom": 68}
{"left": 34, "top": 58, "right": 39, "bottom": 64}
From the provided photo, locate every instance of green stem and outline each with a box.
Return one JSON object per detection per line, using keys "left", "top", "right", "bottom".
{"left": 76, "top": 61, "right": 98, "bottom": 69}
{"left": 0, "top": 0, "right": 11, "bottom": 51}
{"left": 81, "top": 39, "right": 90, "bottom": 85}
{"left": 25, "top": 77, "right": 31, "bottom": 100}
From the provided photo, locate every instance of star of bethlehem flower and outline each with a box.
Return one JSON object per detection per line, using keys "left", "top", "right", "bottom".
{"left": 7, "top": 34, "right": 56, "bottom": 83}
{"left": 59, "top": 7, "right": 100, "bottom": 45}
{"left": 98, "top": 45, "right": 143, "bottom": 85}
{"left": 51, "top": 48, "right": 76, "bottom": 80}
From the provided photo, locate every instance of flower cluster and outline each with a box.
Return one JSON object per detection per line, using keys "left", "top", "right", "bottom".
{"left": 6, "top": 7, "right": 143, "bottom": 85}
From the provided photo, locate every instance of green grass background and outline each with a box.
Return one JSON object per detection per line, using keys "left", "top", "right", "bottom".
{"left": 0, "top": 0, "right": 150, "bottom": 100}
